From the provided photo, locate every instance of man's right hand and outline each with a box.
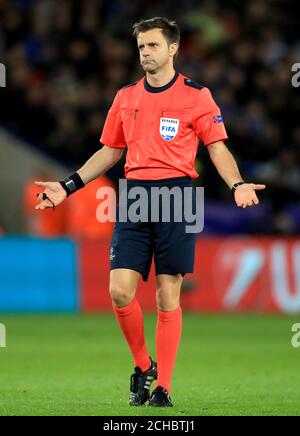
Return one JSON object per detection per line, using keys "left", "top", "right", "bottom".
{"left": 35, "top": 181, "right": 67, "bottom": 210}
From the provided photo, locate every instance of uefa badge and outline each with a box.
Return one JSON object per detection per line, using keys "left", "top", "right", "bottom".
{"left": 160, "top": 117, "right": 179, "bottom": 141}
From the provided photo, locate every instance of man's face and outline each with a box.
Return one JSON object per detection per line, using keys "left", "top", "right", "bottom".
{"left": 137, "top": 28, "right": 177, "bottom": 74}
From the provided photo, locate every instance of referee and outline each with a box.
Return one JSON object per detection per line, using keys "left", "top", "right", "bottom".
{"left": 36, "top": 17, "right": 266, "bottom": 407}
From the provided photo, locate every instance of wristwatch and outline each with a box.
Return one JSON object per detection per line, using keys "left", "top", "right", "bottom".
{"left": 231, "top": 182, "right": 245, "bottom": 193}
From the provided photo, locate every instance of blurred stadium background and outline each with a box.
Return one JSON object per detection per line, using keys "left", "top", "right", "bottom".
{"left": 0, "top": 0, "right": 300, "bottom": 416}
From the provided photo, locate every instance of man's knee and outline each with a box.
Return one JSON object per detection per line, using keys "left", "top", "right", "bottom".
{"left": 109, "top": 269, "right": 139, "bottom": 307}
{"left": 156, "top": 287, "right": 180, "bottom": 311}
{"left": 109, "top": 282, "right": 135, "bottom": 307}
{"left": 156, "top": 274, "right": 183, "bottom": 311}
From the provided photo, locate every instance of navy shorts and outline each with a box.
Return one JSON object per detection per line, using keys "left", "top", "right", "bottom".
{"left": 110, "top": 177, "right": 196, "bottom": 281}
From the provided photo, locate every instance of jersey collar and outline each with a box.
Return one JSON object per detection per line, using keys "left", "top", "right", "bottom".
{"left": 144, "top": 71, "right": 179, "bottom": 93}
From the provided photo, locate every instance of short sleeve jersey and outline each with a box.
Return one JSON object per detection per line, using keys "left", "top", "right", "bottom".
{"left": 100, "top": 72, "right": 228, "bottom": 180}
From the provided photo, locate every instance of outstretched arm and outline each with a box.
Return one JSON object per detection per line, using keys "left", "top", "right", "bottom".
{"left": 207, "top": 141, "right": 266, "bottom": 208}
{"left": 76, "top": 145, "right": 124, "bottom": 185}
{"left": 35, "top": 146, "right": 124, "bottom": 210}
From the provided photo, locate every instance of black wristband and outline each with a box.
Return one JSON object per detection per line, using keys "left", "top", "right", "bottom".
{"left": 231, "top": 181, "right": 245, "bottom": 194}
{"left": 59, "top": 173, "right": 85, "bottom": 197}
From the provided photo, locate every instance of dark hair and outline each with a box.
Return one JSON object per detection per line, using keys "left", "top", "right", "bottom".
{"left": 132, "top": 17, "right": 180, "bottom": 47}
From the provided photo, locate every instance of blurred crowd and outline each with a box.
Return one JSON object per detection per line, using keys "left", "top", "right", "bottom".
{"left": 0, "top": 0, "right": 299, "bottom": 235}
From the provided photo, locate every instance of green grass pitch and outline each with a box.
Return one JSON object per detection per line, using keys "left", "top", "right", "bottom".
{"left": 0, "top": 313, "right": 299, "bottom": 416}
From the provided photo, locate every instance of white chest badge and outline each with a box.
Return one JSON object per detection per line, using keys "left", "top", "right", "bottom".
{"left": 160, "top": 117, "right": 179, "bottom": 141}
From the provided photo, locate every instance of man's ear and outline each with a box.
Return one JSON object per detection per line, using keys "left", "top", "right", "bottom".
{"left": 169, "top": 43, "right": 179, "bottom": 57}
